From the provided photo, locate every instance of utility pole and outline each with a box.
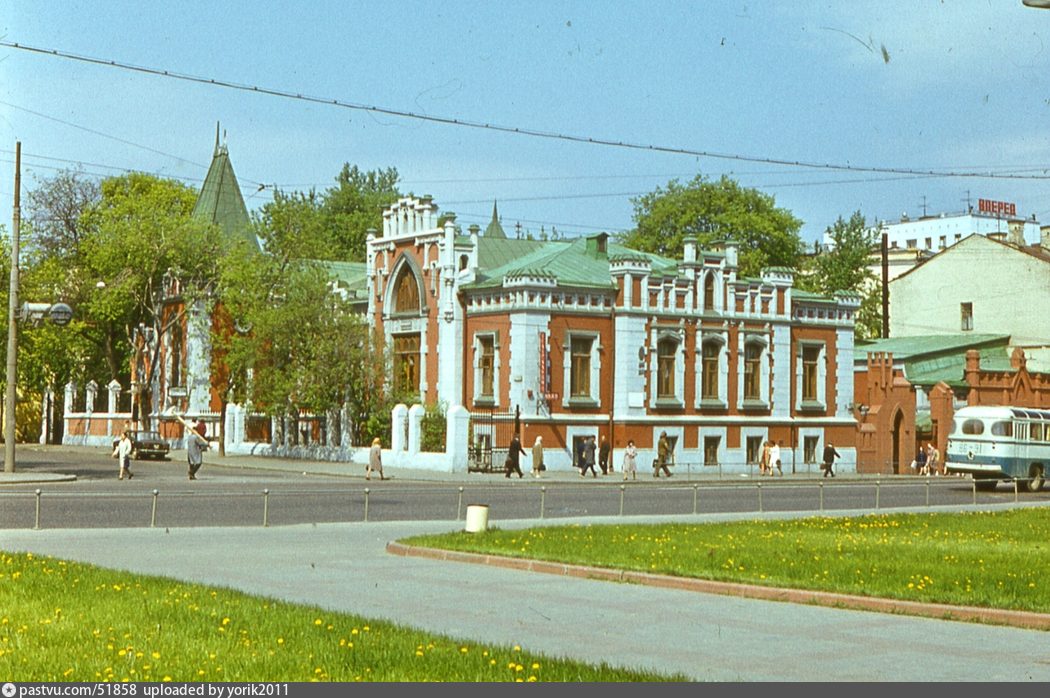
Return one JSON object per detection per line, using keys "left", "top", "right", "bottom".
{"left": 881, "top": 231, "right": 889, "bottom": 338}
{"left": 5, "top": 142, "right": 21, "bottom": 473}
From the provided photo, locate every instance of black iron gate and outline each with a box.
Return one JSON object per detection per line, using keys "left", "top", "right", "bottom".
{"left": 468, "top": 405, "right": 521, "bottom": 473}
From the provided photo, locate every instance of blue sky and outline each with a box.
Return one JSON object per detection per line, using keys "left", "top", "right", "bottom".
{"left": 3, "top": 1, "right": 1050, "bottom": 246}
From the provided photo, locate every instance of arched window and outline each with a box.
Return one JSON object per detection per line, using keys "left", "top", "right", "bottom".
{"left": 459, "top": 255, "right": 469, "bottom": 271}
{"left": 169, "top": 321, "right": 183, "bottom": 388}
{"left": 393, "top": 265, "right": 421, "bottom": 314}
{"left": 704, "top": 273, "right": 715, "bottom": 311}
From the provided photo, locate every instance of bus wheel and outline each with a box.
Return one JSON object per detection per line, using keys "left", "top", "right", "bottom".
{"left": 1027, "top": 465, "right": 1045, "bottom": 493}
{"left": 974, "top": 479, "right": 998, "bottom": 492}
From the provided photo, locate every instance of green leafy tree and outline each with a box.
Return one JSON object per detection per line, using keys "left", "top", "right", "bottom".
{"left": 803, "top": 211, "right": 883, "bottom": 339}
{"left": 319, "top": 164, "right": 401, "bottom": 261}
{"left": 77, "top": 173, "right": 223, "bottom": 427}
{"left": 619, "top": 174, "right": 805, "bottom": 277}
{"left": 215, "top": 195, "right": 386, "bottom": 447}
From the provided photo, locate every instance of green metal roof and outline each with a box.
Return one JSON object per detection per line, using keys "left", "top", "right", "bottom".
{"left": 476, "top": 237, "right": 549, "bottom": 270}
{"left": 192, "top": 139, "right": 260, "bottom": 251}
{"left": 855, "top": 334, "right": 1009, "bottom": 361}
{"left": 319, "top": 260, "right": 369, "bottom": 303}
{"left": 466, "top": 234, "right": 684, "bottom": 287}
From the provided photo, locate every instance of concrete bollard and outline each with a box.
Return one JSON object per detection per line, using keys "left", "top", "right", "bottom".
{"left": 464, "top": 504, "right": 489, "bottom": 533}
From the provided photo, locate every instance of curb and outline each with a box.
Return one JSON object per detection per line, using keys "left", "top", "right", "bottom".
{"left": 386, "top": 541, "right": 1050, "bottom": 631}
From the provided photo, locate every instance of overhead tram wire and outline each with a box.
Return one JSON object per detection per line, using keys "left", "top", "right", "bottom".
{"left": 4, "top": 40, "right": 1050, "bottom": 182}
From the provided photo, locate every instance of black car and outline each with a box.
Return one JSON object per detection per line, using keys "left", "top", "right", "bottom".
{"left": 111, "top": 430, "right": 171, "bottom": 460}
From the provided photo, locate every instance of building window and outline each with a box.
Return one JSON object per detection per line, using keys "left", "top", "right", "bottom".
{"left": 924, "top": 237, "right": 932, "bottom": 249}
{"left": 746, "top": 436, "right": 762, "bottom": 464}
{"left": 704, "top": 273, "right": 715, "bottom": 311}
{"left": 802, "top": 345, "right": 820, "bottom": 402}
{"left": 478, "top": 335, "right": 495, "bottom": 398}
{"left": 459, "top": 255, "right": 468, "bottom": 271}
{"left": 570, "top": 336, "right": 592, "bottom": 398}
{"left": 939, "top": 235, "right": 946, "bottom": 248}
{"left": 656, "top": 337, "right": 677, "bottom": 399}
{"left": 393, "top": 334, "right": 420, "bottom": 395}
{"left": 955, "top": 233, "right": 962, "bottom": 241}
{"left": 961, "top": 302, "right": 973, "bottom": 331}
{"left": 804, "top": 436, "right": 819, "bottom": 464}
{"left": 701, "top": 341, "right": 720, "bottom": 400}
{"left": 743, "top": 342, "right": 762, "bottom": 401}
{"left": 906, "top": 239, "right": 917, "bottom": 249}
{"left": 704, "top": 436, "right": 720, "bottom": 466}
{"left": 169, "top": 321, "right": 183, "bottom": 389}
{"left": 393, "top": 265, "right": 420, "bottom": 314}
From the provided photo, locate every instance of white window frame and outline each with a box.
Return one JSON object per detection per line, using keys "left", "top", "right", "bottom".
{"left": 650, "top": 329, "right": 685, "bottom": 408}
{"left": 472, "top": 331, "right": 500, "bottom": 407}
{"left": 562, "top": 331, "right": 601, "bottom": 407}
{"left": 695, "top": 332, "right": 728, "bottom": 409}
{"left": 795, "top": 341, "right": 827, "bottom": 411}
{"left": 737, "top": 333, "right": 770, "bottom": 409}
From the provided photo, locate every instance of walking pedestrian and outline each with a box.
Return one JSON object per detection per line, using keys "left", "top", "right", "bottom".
{"left": 759, "top": 440, "right": 771, "bottom": 476}
{"left": 186, "top": 419, "right": 209, "bottom": 480}
{"left": 926, "top": 442, "right": 941, "bottom": 476}
{"left": 366, "top": 437, "right": 387, "bottom": 481}
{"left": 622, "top": 439, "right": 638, "bottom": 481}
{"left": 531, "top": 435, "right": 545, "bottom": 478}
{"left": 115, "top": 429, "right": 133, "bottom": 480}
{"left": 770, "top": 440, "right": 783, "bottom": 477}
{"left": 581, "top": 435, "right": 598, "bottom": 478}
{"left": 822, "top": 441, "right": 840, "bottom": 478}
{"left": 655, "top": 431, "right": 673, "bottom": 478}
{"left": 914, "top": 447, "right": 928, "bottom": 475}
{"left": 505, "top": 432, "right": 527, "bottom": 478}
{"left": 599, "top": 435, "right": 611, "bottom": 475}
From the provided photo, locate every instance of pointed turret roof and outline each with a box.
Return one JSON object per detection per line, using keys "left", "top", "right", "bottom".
{"left": 483, "top": 200, "right": 507, "bottom": 239}
{"left": 192, "top": 126, "right": 260, "bottom": 251}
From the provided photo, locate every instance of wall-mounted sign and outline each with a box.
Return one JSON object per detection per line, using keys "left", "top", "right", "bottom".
{"left": 978, "top": 198, "right": 1016, "bottom": 217}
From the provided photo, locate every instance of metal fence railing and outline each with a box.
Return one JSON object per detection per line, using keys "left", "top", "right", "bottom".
{"left": 2, "top": 476, "right": 1043, "bottom": 530}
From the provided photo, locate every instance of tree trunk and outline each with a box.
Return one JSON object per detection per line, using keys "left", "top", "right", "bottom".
{"left": 218, "top": 397, "right": 227, "bottom": 457}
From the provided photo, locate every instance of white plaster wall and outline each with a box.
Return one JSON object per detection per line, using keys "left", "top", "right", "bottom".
{"left": 508, "top": 311, "right": 550, "bottom": 417}
{"left": 890, "top": 235, "right": 1050, "bottom": 345}
{"left": 615, "top": 315, "right": 648, "bottom": 417}
{"left": 835, "top": 328, "right": 855, "bottom": 418}
{"left": 186, "top": 299, "right": 212, "bottom": 415}
{"left": 770, "top": 323, "right": 792, "bottom": 417}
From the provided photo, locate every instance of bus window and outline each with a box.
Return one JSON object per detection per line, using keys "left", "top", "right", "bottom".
{"left": 991, "top": 421, "right": 1013, "bottom": 437}
{"left": 1032, "top": 423, "right": 1044, "bottom": 441}
{"left": 962, "top": 419, "right": 984, "bottom": 435}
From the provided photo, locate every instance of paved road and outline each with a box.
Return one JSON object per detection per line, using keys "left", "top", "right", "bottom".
{"left": 2, "top": 445, "right": 1049, "bottom": 681}
{"left": 3, "top": 445, "right": 1046, "bottom": 529}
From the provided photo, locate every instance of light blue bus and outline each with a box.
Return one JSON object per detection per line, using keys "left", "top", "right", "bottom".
{"left": 945, "top": 405, "right": 1047, "bottom": 492}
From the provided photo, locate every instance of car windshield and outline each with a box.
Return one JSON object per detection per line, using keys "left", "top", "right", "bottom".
{"left": 137, "top": 431, "right": 162, "bottom": 440}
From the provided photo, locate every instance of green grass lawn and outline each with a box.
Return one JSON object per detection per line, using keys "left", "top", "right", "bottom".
{"left": 405, "top": 508, "right": 1050, "bottom": 614}
{"left": 0, "top": 552, "right": 682, "bottom": 682}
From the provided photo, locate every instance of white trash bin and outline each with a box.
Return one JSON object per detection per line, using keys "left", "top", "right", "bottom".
{"left": 464, "top": 504, "right": 489, "bottom": 533}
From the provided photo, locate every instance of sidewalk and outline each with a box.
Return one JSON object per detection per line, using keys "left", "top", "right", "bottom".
{"left": 3, "top": 513, "right": 1049, "bottom": 681}
{"left": 0, "top": 443, "right": 966, "bottom": 486}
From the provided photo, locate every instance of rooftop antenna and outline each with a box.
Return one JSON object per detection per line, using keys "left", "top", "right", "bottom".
{"left": 214, "top": 121, "right": 220, "bottom": 154}
{"left": 919, "top": 195, "right": 928, "bottom": 217}
{"left": 962, "top": 190, "right": 972, "bottom": 213}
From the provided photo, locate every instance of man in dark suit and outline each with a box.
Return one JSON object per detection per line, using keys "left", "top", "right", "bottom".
{"left": 822, "top": 442, "right": 841, "bottom": 478}
{"left": 505, "top": 432, "right": 527, "bottom": 479}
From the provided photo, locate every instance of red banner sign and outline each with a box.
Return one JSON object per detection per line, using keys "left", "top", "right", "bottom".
{"left": 978, "top": 198, "right": 1016, "bottom": 217}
